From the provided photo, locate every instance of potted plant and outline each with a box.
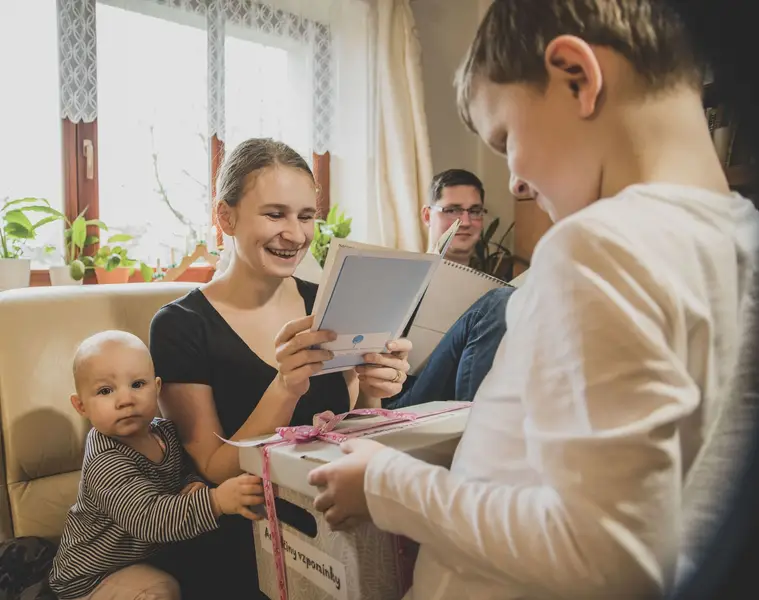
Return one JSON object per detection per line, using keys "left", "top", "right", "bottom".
{"left": 0, "top": 197, "right": 63, "bottom": 291}
{"left": 469, "top": 218, "right": 527, "bottom": 281}
{"left": 47, "top": 208, "right": 107, "bottom": 286}
{"left": 310, "top": 205, "right": 352, "bottom": 268}
{"left": 92, "top": 234, "right": 154, "bottom": 284}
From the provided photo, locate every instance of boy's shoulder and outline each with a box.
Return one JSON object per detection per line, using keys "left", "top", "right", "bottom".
{"left": 540, "top": 183, "right": 758, "bottom": 256}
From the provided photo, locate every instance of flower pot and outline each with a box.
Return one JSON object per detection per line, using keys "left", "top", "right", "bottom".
{"left": 49, "top": 265, "right": 83, "bottom": 287}
{"left": 0, "top": 258, "right": 31, "bottom": 291}
{"left": 94, "top": 266, "right": 131, "bottom": 284}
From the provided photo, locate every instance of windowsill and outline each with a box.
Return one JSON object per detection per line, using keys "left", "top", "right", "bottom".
{"left": 30, "top": 265, "right": 215, "bottom": 287}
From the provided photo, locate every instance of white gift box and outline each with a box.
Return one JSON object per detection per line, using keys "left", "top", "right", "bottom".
{"left": 230, "top": 401, "right": 470, "bottom": 600}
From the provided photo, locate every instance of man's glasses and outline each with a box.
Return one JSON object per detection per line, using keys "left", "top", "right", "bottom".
{"left": 430, "top": 205, "right": 488, "bottom": 220}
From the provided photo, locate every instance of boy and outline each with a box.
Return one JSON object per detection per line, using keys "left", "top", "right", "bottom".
{"left": 307, "top": 1, "right": 759, "bottom": 599}
{"left": 49, "top": 330, "right": 262, "bottom": 600}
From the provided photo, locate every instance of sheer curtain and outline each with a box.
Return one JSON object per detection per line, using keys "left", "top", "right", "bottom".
{"left": 329, "top": 0, "right": 433, "bottom": 251}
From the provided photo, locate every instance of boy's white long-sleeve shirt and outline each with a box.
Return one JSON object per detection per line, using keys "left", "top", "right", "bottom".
{"left": 365, "top": 184, "right": 759, "bottom": 600}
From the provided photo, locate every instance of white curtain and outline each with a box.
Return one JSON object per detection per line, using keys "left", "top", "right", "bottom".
{"left": 372, "top": 0, "right": 432, "bottom": 251}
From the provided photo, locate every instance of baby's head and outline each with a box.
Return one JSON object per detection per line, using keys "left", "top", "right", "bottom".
{"left": 71, "top": 330, "right": 161, "bottom": 439}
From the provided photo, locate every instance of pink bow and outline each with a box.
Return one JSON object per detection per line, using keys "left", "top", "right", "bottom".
{"left": 274, "top": 408, "right": 419, "bottom": 445}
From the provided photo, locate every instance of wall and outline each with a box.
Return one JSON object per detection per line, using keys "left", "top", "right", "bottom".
{"left": 412, "top": 0, "right": 514, "bottom": 244}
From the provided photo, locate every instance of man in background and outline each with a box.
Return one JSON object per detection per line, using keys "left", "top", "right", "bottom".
{"left": 423, "top": 168, "right": 487, "bottom": 265}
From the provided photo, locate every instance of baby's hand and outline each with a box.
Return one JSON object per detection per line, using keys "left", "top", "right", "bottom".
{"left": 180, "top": 481, "right": 206, "bottom": 495}
{"left": 210, "top": 473, "right": 265, "bottom": 521}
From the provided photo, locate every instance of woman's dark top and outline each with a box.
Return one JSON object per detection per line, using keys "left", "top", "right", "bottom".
{"left": 149, "top": 277, "right": 350, "bottom": 436}
{"left": 148, "top": 277, "right": 350, "bottom": 600}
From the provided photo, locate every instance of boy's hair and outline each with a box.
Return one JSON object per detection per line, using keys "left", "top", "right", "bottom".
{"left": 429, "top": 169, "right": 485, "bottom": 205}
{"left": 456, "top": 0, "right": 702, "bottom": 131}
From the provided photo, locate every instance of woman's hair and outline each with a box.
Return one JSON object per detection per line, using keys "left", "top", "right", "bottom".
{"left": 215, "top": 138, "right": 314, "bottom": 208}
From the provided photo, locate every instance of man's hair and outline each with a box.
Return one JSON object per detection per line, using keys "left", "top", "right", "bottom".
{"left": 456, "top": 0, "right": 702, "bottom": 131}
{"left": 429, "top": 169, "right": 485, "bottom": 205}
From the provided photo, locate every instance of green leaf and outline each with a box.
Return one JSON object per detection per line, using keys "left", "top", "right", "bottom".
{"left": 1, "top": 197, "right": 50, "bottom": 212}
{"left": 4, "top": 222, "right": 36, "bottom": 239}
{"left": 139, "top": 262, "right": 153, "bottom": 282}
{"left": 33, "top": 215, "right": 61, "bottom": 230}
{"left": 43, "top": 244, "right": 57, "bottom": 254}
{"left": 326, "top": 205, "right": 338, "bottom": 225}
{"left": 20, "top": 205, "right": 65, "bottom": 219}
{"left": 334, "top": 220, "right": 351, "bottom": 238}
{"left": 83, "top": 235, "right": 99, "bottom": 247}
{"left": 4, "top": 209, "right": 34, "bottom": 232}
{"left": 483, "top": 218, "right": 499, "bottom": 245}
{"left": 108, "top": 233, "right": 133, "bottom": 244}
{"left": 106, "top": 254, "right": 122, "bottom": 271}
{"left": 71, "top": 216, "right": 87, "bottom": 250}
{"left": 86, "top": 219, "right": 108, "bottom": 230}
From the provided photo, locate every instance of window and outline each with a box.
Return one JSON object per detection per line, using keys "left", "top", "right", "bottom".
{"left": 0, "top": 0, "right": 64, "bottom": 265}
{"left": 97, "top": 2, "right": 209, "bottom": 266}
{"left": 21, "top": 0, "right": 339, "bottom": 282}
{"left": 224, "top": 30, "right": 312, "bottom": 162}
{"left": 94, "top": 0, "right": 318, "bottom": 267}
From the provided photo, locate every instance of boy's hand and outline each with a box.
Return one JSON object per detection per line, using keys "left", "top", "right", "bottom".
{"left": 308, "top": 438, "right": 387, "bottom": 530}
{"left": 180, "top": 481, "right": 206, "bottom": 495}
{"left": 210, "top": 473, "right": 265, "bottom": 521}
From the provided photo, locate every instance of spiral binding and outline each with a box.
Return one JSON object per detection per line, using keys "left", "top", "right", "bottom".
{"left": 442, "top": 259, "right": 511, "bottom": 287}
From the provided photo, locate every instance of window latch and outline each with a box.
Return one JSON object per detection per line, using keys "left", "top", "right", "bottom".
{"left": 83, "top": 139, "right": 94, "bottom": 180}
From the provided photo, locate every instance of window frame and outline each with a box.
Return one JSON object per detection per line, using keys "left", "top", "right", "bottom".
{"left": 32, "top": 0, "right": 331, "bottom": 286}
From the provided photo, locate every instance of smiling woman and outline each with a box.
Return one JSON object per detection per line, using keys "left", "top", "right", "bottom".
{"left": 147, "top": 137, "right": 413, "bottom": 598}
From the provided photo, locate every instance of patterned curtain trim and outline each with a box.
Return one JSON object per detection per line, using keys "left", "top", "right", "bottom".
{"left": 57, "top": 0, "right": 334, "bottom": 152}
{"left": 58, "top": 0, "right": 98, "bottom": 123}
{"left": 207, "top": 1, "right": 225, "bottom": 140}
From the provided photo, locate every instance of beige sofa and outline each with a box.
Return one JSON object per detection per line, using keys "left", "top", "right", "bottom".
{"left": 0, "top": 282, "right": 198, "bottom": 543}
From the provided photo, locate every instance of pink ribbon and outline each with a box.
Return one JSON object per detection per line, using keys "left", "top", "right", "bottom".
{"left": 258, "top": 405, "right": 468, "bottom": 600}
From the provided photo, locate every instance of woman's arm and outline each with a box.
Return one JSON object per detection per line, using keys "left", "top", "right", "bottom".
{"left": 158, "top": 315, "right": 335, "bottom": 484}
{"left": 160, "top": 376, "right": 303, "bottom": 484}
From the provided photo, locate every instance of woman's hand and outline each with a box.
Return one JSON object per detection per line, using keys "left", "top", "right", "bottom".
{"left": 356, "top": 338, "right": 412, "bottom": 399}
{"left": 274, "top": 315, "right": 337, "bottom": 399}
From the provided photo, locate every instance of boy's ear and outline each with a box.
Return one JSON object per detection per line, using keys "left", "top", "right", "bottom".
{"left": 155, "top": 376, "right": 162, "bottom": 395}
{"left": 216, "top": 201, "right": 236, "bottom": 236}
{"left": 544, "top": 35, "right": 603, "bottom": 118}
{"left": 70, "top": 393, "right": 87, "bottom": 417}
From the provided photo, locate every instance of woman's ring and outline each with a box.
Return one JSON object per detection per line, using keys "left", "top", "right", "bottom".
{"left": 392, "top": 370, "right": 402, "bottom": 383}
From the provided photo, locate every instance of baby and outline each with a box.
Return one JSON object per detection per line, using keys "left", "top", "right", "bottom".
{"left": 49, "top": 330, "right": 261, "bottom": 600}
